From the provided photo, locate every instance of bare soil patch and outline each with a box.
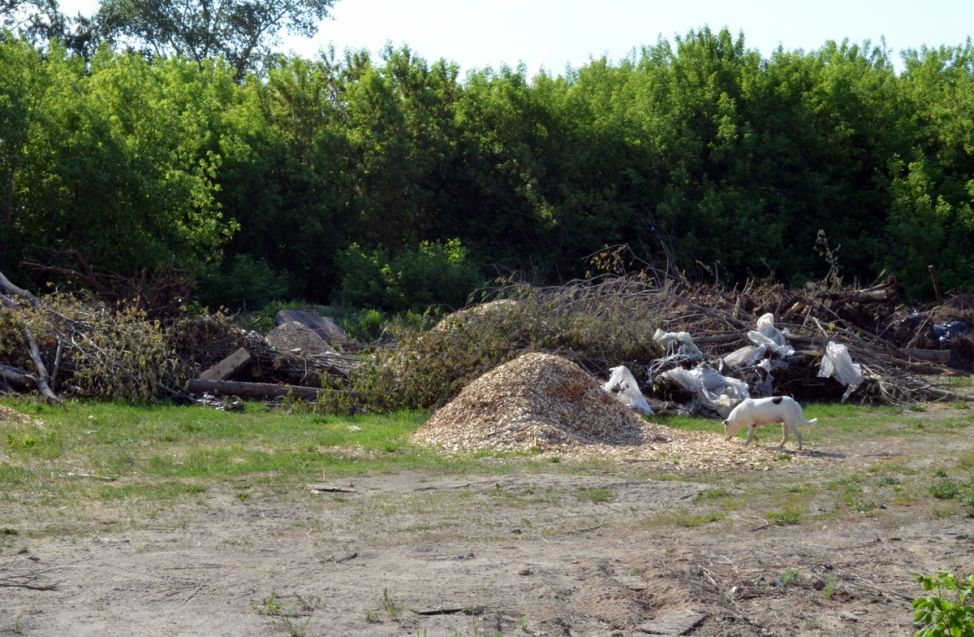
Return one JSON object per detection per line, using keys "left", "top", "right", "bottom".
{"left": 2, "top": 407, "right": 974, "bottom": 636}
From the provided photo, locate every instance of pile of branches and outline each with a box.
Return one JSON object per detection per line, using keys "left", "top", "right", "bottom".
{"left": 371, "top": 274, "right": 974, "bottom": 411}
{"left": 0, "top": 270, "right": 352, "bottom": 403}
{"left": 652, "top": 275, "right": 972, "bottom": 405}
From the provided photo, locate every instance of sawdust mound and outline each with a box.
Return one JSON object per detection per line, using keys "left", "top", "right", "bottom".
{"left": 415, "top": 352, "right": 667, "bottom": 452}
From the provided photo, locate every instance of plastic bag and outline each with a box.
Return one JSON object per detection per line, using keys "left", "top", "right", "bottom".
{"left": 602, "top": 366, "right": 654, "bottom": 416}
{"left": 747, "top": 330, "right": 795, "bottom": 357}
{"left": 660, "top": 365, "right": 749, "bottom": 417}
{"left": 653, "top": 328, "right": 703, "bottom": 360}
{"left": 722, "top": 344, "right": 766, "bottom": 369}
{"left": 817, "top": 341, "right": 864, "bottom": 401}
{"left": 722, "top": 314, "right": 793, "bottom": 369}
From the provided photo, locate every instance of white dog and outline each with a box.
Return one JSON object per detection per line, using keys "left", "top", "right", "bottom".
{"left": 722, "top": 396, "right": 817, "bottom": 450}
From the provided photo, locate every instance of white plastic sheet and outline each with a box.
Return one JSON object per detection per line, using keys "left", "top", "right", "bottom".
{"left": 602, "top": 366, "right": 654, "bottom": 416}
{"left": 660, "top": 365, "right": 749, "bottom": 417}
{"left": 817, "top": 340, "right": 864, "bottom": 401}
{"left": 653, "top": 328, "right": 703, "bottom": 360}
{"left": 722, "top": 314, "right": 793, "bottom": 369}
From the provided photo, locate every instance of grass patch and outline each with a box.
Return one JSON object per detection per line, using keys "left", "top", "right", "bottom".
{"left": 677, "top": 511, "right": 724, "bottom": 527}
{"left": 576, "top": 487, "right": 615, "bottom": 504}
{"left": 767, "top": 508, "right": 803, "bottom": 526}
{"left": 692, "top": 488, "right": 732, "bottom": 503}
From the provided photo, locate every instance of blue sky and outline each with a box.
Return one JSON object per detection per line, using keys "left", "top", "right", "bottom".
{"left": 59, "top": 0, "right": 974, "bottom": 75}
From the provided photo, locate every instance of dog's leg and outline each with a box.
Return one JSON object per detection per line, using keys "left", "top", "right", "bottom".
{"left": 779, "top": 422, "right": 788, "bottom": 447}
{"left": 744, "top": 424, "right": 755, "bottom": 445}
{"left": 796, "top": 425, "right": 802, "bottom": 451}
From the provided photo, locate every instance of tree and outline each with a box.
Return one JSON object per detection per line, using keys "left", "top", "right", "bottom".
{"left": 96, "top": 0, "right": 335, "bottom": 79}
{"left": 1, "top": 0, "right": 96, "bottom": 57}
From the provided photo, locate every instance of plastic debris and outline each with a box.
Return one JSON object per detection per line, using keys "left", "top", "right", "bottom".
{"left": 932, "top": 320, "right": 970, "bottom": 346}
{"left": 660, "top": 365, "right": 749, "bottom": 417}
{"left": 602, "top": 365, "right": 654, "bottom": 416}
{"left": 817, "top": 341, "right": 864, "bottom": 402}
{"left": 722, "top": 314, "right": 793, "bottom": 368}
{"left": 653, "top": 328, "right": 703, "bottom": 360}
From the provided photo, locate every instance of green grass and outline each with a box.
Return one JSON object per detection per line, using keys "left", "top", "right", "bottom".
{"left": 0, "top": 398, "right": 493, "bottom": 503}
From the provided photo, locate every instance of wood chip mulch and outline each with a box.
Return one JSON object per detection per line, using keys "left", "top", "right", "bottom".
{"left": 413, "top": 352, "right": 824, "bottom": 471}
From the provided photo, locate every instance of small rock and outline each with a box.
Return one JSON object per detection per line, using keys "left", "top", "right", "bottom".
{"left": 813, "top": 579, "right": 826, "bottom": 591}
{"left": 636, "top": 609, "right": 706, "bottom": 635}
{"left": 517, "top": 567, "right": 532, "bottom": 576}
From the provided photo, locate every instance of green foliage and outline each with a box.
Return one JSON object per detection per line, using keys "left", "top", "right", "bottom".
{"left": 95, "top": 0, "right": 336, "bottom": 79}
{"left": 197, "top": 254, "right": 290, "bottom": 312}
{"left": 913, "top": 572, "right": 974, "bottom": 636}
{"left": 7, "top": 29, "right": 974, "bottom": 305}
{"left": 335, "top": 239, "right": 484, "bottom": 313}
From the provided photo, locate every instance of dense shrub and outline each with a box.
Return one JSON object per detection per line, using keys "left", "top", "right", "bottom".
{"left": 197, "top": 254, "right": 291, "bottom": 312}
{"left": 334, "top": 239, "right": 484, "bottom": 313}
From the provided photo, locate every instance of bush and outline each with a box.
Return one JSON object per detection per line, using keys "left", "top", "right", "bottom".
{"left": 913, "top": 572, "right": 974, "bottom": 636}
{"left": 197, "top": 254, "right": 290, "bottom": 312}
{"left": 334, "top": 239, "right": 484, "bottom": 313}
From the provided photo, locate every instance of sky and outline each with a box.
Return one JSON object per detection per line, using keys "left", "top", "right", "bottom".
{"left": 57, "top": 0, "right": 974, "bottom": 76}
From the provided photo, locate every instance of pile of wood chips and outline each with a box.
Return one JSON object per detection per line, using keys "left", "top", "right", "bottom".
{"left": 414, "top": 351, "right": 823, "bottom": 471}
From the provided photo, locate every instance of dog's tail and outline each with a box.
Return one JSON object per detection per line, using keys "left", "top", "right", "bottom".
{"left": 804, "top": 417, "right": 818, "bottom": 427}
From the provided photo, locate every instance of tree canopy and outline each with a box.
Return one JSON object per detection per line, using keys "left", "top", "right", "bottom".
{"left": 96, "top": 0, "right": 335, "bottom": 77}
{"left": 2, "top": 24, "right": 974, "bottom": 310}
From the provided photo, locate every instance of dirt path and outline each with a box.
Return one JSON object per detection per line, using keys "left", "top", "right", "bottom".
{"left": 3, "top": 422, "right": 974, "bottom": 636}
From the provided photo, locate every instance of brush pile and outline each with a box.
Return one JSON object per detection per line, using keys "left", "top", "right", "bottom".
{"left": 392, "top": 275, "right": 974, "bottom": 414}
{"left": 0, "top": 269, "right": 353, "bottom": 403}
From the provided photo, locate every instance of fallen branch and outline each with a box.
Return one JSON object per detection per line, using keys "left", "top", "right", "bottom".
{"left": 22, "top": 324, "right": 61, "bottom": 404}
{"left": 0, "top": 580, "right": 58, "bottom": 591}
{"left": 185, "top": 378, "right": 321, "bottom": 401}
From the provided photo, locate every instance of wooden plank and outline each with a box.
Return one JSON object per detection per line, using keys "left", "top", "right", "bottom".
{"left": 185, "top": 379, "right": 320, "bottom": 401}
{"left": 198, "top": 348, "right": 252, "bottom": 381}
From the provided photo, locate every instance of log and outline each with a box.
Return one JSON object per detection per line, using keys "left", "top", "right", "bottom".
{"left": 185, "top": 379, "right": 321, "bottom": 401}
{"left": 897, "top": 347, "right": 951, "bottom": 365}
{"left": 0, "top": 363, "right": 35, "bottom": 389}
{"left": 198, "top": 347, "right": 252, "bottom": 381}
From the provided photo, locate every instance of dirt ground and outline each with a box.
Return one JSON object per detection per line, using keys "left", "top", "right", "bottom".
{"left": 2, "top": 411, "right": 974, "bottom": 637}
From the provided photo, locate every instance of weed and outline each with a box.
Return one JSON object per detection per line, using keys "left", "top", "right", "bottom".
{"left": 516, "top": 617, "right": 529, "bottom": 631}
{"left": 768, "top": 508, "right": 802, "bottom": 526}
{"left": 363, "top": 608, "right": 380, "bottom": 623}
{"left": 874, "top": 475, "right": 901, "bottom": 487}
{"left": 279, "top": 616, "right": 310, "bottom": 637}
{"left": 965, "top": 495, "right": 974, "bottom": 517}
{"left": 577, "top": 487, "right": 615, "bottom": 504}
{"left": 930, "top": 479, "right": 960, "bottom": 500}
{"left": 821, "top": 573, "right": 840, "bottom": 599}
{"left": 692, "top": 488, "right": 731, "bottom": 503}
{"left": 677, "top": 511, "right": 724, "bottom": 527}
{"left": 913, "top": 571, "right": 974, "bottom": 636}
{"left": 260, "top": 592, "right": 284, "bottom": 616}
{"left": 380, "top": 588, "right": 400, "bottom": 621}
{"left": 934, "top": 468, "right": 948, "bottom": 478}
{"left": 780, "top": 568, "right": 801, "bottom": 586}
